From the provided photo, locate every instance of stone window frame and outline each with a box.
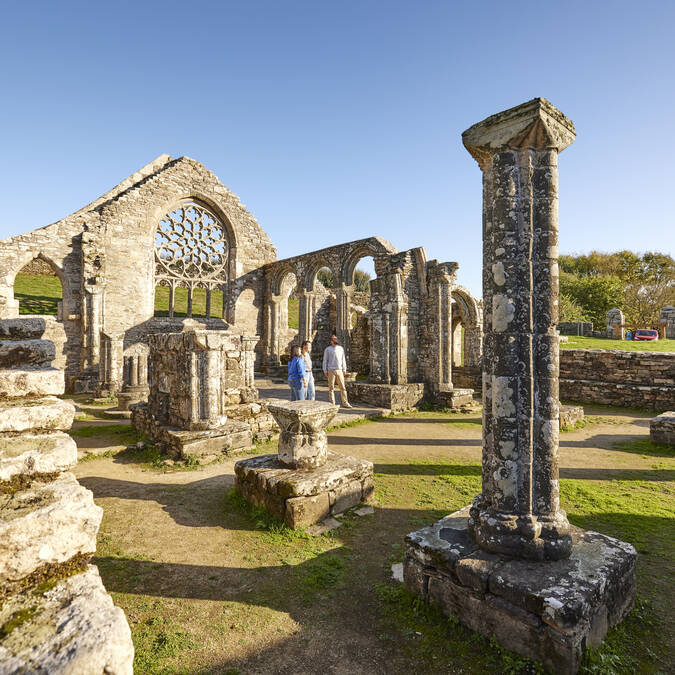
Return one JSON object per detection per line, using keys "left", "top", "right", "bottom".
{"left": 153, "top": 198, "right": 233, "bottom": 319}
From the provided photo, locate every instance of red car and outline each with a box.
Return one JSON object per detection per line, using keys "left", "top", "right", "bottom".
{"left": 633, "top": 329, "right": 659, "bottom": 341}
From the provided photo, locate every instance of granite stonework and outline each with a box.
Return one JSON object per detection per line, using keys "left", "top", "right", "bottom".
{"left": 431, "top": 387, "right": 475, "bottom": 410}
{"left": 404, "top": 508, "right": 636, "bottom": 674}
{"left": 235, "top": 400, "right": 373, "bottom": 528}
{"left": 403, "top": 99, "right": 636, "bottom": 673}
{"left": 559, "top": 349, "right": 675, "bottom": 410}
{"left": 235, "top": 451, "right": 374, "bottom": 529}
{"left": 650, "top": 411, "right": 675, "bottom": 445}
{"left": 0, "top": 323, "right": 133, "bottom": 672}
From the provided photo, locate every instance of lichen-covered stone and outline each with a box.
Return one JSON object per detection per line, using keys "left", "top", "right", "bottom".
{"left": 0, "top": 565, "right": 134, "bottom": 674}
{"left": 0, "top": 472, "right": 101, "bottom": 583}
{"left": 0, "top": 368, "right": 64, "bottom": 399}
{"left": 0, "top": 397, "right": 74, "bottom": 434}
{"left": 404, "top": 509, "right": 637, "bottom": 674}
{"left": 268, "top": 400, "right": 338, "bottom": 469}
{"left": 0, "top": 340, "right": 55, "bottom": 369}
{"left": 650, "top": 411, "right": 675, "bottom": 445}
{"left": 0, "top": 432, "right": 77, "bottom": 481}
{"left": 235, "top": 450, "right": 374, "bottom": 528}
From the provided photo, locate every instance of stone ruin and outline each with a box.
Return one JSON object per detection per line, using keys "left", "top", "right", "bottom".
{"left": 402, "top": 99, "right": 637, "bottom": 673}
{"left": 234, "top": 400, "right": 374, "bottom": 528}
{"left": 0, "top": 154, "right": 480, "bottom": 413}
{"left": 0, "top": 320, "right": 133, "bottom": 671}
{"left": 606, "top": 307, "right": 625, "bottom": 339}
{"left": 131, "top": 328, "right": 277, "bottom": 462}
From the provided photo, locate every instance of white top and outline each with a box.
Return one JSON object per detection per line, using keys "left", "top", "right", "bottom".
{"left": 302, "top": 352, "right": 313, "bottom": 374}
{"left": 323, "top": 344, "right": 347, "bottom": 372}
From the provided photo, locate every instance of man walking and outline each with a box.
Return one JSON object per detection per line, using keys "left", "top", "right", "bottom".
{"left": 322, "top": 334, "right": 352, "bottom": 408}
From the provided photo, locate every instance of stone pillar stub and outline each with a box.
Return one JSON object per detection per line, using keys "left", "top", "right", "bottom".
{"left": 268, "top": 400, "right": 339, "bottom": 469}
{"left": 463, "top": 98, "right": 576, "bottom": 561}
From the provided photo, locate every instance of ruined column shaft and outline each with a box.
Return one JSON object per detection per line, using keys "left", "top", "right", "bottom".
{"left": 463, "top": 98, "right": 575, "bottom": 561}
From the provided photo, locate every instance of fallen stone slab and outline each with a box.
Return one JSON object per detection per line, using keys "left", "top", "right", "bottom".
{"left": 0, "top": 397, "right": 74, "bottom": 434}
{"left": 0, "top": 432, "right": 77, "bottom": 482}
{"left": 0, "top": 340, "right": 55, "bottom": 369}
{"left": 0, "top": 472, "right": 102, "bottom": 583}
{"left": 307, "top": 517, "right": 342, "bottom": 535}
{"left": 0, "top": 368, "right": 64, "bottom": 399}
{"left": 0, "top": 565, "right": 134, "bottom": 674}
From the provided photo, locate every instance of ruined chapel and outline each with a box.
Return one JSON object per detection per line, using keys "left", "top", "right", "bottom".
{"left": 0, "top": 154, "right": 481, "bottom": 398}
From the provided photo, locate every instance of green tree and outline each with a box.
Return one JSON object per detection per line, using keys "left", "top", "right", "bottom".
{"left": 558, "top": 292, "right": 588, "bottom": 322}
{"left": 317, "top": 268, "right": 334, "bottom": 289}
{"left": 559, "top": 271, "right": 624, "bottom": 327}
{"left": 353, "top": 269, "right": 371, "bottom": 294}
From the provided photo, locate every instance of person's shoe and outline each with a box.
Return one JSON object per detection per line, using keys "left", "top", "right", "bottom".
{"left": 343, "top": 403, "right": 353, "bottom": 408}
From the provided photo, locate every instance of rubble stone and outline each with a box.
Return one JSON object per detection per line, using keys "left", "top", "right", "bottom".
{"left": 0, "top": 397, "right": 74, "bottom": 434}
{"left": 650, "top": 411, "right": 675, "bottom": 445}
{"left": 0, "top": 340, "right": 55, "bottom": 368}
{"left": 0, "top": 368, "right": 64, "bottom": 399}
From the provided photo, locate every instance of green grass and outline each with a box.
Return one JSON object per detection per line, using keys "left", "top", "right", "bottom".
{"left": 14, "top": 273, "right": 62, "bottom": 315}
{"left": 154, "top": 286, "right": 224, "bottom": 318}
{"left": 71, "top": 424, "right": 138, "bottom": 445}
{"left": 561, "top": 335, "right": 675, "bottom": 352}
{"left": 288, "top": 297, "right": 299, "bottom": 330}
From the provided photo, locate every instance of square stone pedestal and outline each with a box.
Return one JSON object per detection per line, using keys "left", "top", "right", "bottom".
{"left": 235, "top": 451, "right": 374, "bottom": 528}
{"left": 346, "top": 382, "right": 425, "bottom": 413}
{"left": 403, "top": 507, "right": 637, "bottom": 674}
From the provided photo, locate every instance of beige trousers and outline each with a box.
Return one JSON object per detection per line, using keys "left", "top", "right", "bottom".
{"left": 326, "top": 370, "right": 349, "bottom": 406}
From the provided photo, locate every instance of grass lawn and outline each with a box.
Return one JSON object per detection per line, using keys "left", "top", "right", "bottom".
{"left": 73, "top": 408, "right": 674, "bottom": 674}
{"left": 154, "top": 286, "right": 225, "bottom": 318}
{"left": 14, "top": 273, "right": 62, "bottom": 315}
{"left": 561, "top": 335, "right": 675, "bottom": 351}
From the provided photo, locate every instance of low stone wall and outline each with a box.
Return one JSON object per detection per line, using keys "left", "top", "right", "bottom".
{"left": 650, "top": 412, "right": 675, "bottom": 445}
{"left": 560, "top": 404, "right": 584, "bottom": 429}
{"left": 559, "top": 349, "right": 675, "bottom": 410}
{"left": 346, "top": 382, "right": 424, "bottom": 413}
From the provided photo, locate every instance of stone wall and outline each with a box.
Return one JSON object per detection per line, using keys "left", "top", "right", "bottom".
{"left": 0, "top": 154, "right": 277, "bottom": 391}
{"left": 345, "top": 381, "right": 425, "bottom": 413}
{"left": 0, "top": 322, "right": 133, "bottom": 671}
{"left": 558, "top": 321, "right": 593, "bottom": 336}
{"left": 660, "top": 306, "right": 675, "bottom": 339}
{"left": 560, "top": 349, "right": 675, "bottom": 410}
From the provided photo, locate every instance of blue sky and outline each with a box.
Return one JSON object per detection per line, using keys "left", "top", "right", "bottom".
{"left": 1, "top": 0, "right": 673, "bottom": 297}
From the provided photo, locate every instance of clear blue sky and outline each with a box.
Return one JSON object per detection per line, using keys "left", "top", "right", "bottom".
{"left": 1, "top": 0, "right": 673, "bottom": 297}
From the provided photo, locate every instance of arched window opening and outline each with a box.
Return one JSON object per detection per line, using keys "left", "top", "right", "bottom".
{"left": 278, "top": 272, "right": 298, "bottom": 362}
{"left": 315, "top": 266, "right": 334, "bottom": 291}
{"left": 153, "top": 201, "right": 229, "bottom": 318}
{"left": 14, "top": 257, "right": 63, "bottom": 316}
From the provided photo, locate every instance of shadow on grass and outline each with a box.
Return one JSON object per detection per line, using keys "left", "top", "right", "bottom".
{"left": 330, "top": 436, "right": 481, "bottom": 447}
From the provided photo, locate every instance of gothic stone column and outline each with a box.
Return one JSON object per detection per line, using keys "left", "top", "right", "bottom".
{"left": 463, "top": 98, "right": 576, "bottom": 561}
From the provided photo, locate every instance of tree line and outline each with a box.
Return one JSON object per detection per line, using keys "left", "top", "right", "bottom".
{"left": 559, "top": 251, "right": 675, "bottom": 327}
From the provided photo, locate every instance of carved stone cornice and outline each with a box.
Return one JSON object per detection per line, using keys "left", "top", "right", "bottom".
{"left": 462, "top": 98, "right": 576, "bottom": 169}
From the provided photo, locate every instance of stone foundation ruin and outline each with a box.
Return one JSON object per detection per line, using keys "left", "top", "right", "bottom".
{"left": 0, "top": 320, "right": 133, "bottom": 672}
{"left": 403, "top": 99, "right": 637, "bottom": 674}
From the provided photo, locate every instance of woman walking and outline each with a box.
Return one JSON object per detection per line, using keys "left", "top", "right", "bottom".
{"left": 301, "top": 340, "right": 315, "bottom": 400}
{"left": 287, "top": 344, "right": 307, "bottom": 401}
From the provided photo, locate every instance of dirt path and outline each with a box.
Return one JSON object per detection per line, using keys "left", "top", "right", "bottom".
{"left": 72, "top": 407, "right": 673, "bottom": 674}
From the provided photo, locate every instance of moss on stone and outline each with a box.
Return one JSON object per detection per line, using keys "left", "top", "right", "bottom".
{"left": 0, "top": 606, "right": 38, "bottom": 638}
{"left": 0, "top": 471, "right": 61, "bottom": 496}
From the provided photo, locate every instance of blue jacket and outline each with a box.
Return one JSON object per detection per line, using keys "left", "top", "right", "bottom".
{"left": 288, "top": 355, "right": 306, "bottom": 381}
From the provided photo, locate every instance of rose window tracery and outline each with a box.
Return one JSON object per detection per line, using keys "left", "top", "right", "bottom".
{"left": 155, "top": 202, "right": 229, "bottom": 282}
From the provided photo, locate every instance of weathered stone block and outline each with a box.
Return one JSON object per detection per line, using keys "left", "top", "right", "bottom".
{"left": 0, "top": 432, "right": 77, "bottom": 481}
{"left": 0, "top": 472, "right": 102, "bottom": 582}
{"left": 0, "top": 396, "right": 74, "bottom": 434}
{"left": 560, "top": 404, "right": 584, "bottom": 429}
{"left": 285, "top": 493, "right": 330, "bottom": 528}
{"left": 650, "top": 411, "right": 675, "bottom": 445}
{"left": 0, "top": 339, "right": 55, "bottom": 368}
{"left": 404, "top": 509, "right": 637, "bottom": 674}
{"left": 331, "top": 479, "right": 363, "bottom": 514}
{"left": 0, "top": 566, "right": 134, "bottom": 674}
{"left": 0, "top": 368, "right": 64, "bottom": 399}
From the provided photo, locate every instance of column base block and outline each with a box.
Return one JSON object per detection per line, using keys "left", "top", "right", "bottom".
{"left": 234, "top": 451, "right": 374, "bottom": 528}
{"left": 346, "top": 382, "right": 425, "bottom": 413}
{"left": 403, "top": 507, "right": 637, "bottom": 674}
